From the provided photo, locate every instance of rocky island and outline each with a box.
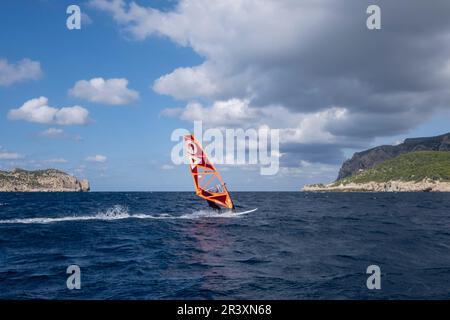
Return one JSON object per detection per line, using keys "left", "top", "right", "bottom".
{"left": 0, "top": 168, "right": 90, "bottom": 192}
{"left": 303, "top": 132, "right": 450, "bottom": 192}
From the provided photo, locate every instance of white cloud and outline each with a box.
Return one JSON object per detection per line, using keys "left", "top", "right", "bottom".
{"left": 154, "top": 64, "right": 218, "bottom": 99}
{"left": 38, "top": 128, "right": 82, "bottom": 141}
{"left": 92, "top": 0, "right": 450, "bottom": 126}
{"left": 55, "top": 106, "right": 90, "bottom": 125}
{"left": 0, "top": 152, "right": 23, "bottom": 160}
{"left": 163, "top": 98, "right": 257, "bottom": 127}
{"left": 0, "top": 146, "right": 24, "bottom": 160}
{"left": 86, "top": 154, "right": 107, "bottom": 163}
{"left": 90, "top": 0, "right": 326, "bottom": 102}
{"left": 162, "top": 98, "right": 361, "bottom": 166}
{"left": 0, "top": 58, "right": 42, "bottom": 86}
{"left": 93, "top": 0, "right": 450, "bottom": 169}
{"left": 8, "top": 97, "right": 90, "bottom": 125}
{"left": 279, "top": 107, "right": 348, "bottom": 145}
{"left": 69, "top": 77, "right": 139, "bottom": 105}
{"left": 163, "top": 98, "right": 348, "bottom": 144}
{"left": 44, "top": 158, "right": 68, "bottom": 164}
{"left": 38, "top": 128, "right": 65, "bottom": 138}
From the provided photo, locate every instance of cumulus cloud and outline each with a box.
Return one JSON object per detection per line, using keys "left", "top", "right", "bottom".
{"left": 164, "top": 98, "right": 350, "bottom": 145}
{"left": 154, "top": 65, "right": 218, "bottom": 100}
{"left": 0, "top": 58, "right": 42, "bottom": 86}
{"left": 86, "top": 154, "right": 107, "bottom": 163}
{"left": 69, "top": 77, "right": 139, "bottom": 105}
{"left": 163, "top": 98, "right": 362, "bottom": 165}
{"left": 162, "top": 99, "right": 258, "bottom": 127}
{"left": 93, "top": 0, "right": 450, "bottom": 169}
{"left": 8, "top": 97, "right": 90, "bottom": 125}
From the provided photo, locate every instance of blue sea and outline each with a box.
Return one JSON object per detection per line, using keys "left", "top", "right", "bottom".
{"left": 1, "top": 192, "right": 450, "bottom": 299}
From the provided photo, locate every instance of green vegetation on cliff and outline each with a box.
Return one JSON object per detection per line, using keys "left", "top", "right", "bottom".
{"left": 335, "top": 151, "right": 450, "bottom": 185}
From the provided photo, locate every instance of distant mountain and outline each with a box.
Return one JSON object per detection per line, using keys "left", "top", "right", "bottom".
{"left": 338, "top": 151, "right": 450, "bottom": 183}
{"left": 0, "top": 168, "right": 90, "bottom": 192}
{"left": 338, "top": 132, "right": 450, "bottom": 180}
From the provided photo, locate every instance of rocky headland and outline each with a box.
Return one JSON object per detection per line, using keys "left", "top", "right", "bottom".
{"left": 0, "top": 168, "right": 90, "bottom": 192}
{"left": 303, "top": 133, "right": 450, "bottom": 193}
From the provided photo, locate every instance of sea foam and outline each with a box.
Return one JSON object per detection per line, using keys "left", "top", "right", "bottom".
{"left": 0, "top": 205, "right": 255, "bottom": 224}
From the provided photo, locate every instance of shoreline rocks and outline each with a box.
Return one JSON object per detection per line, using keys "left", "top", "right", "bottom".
{"left": 303, "top": 179, "right": 450, "bottom": 192}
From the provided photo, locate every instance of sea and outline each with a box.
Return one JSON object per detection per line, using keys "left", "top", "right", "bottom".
{"left": 1, "top": 192, "right": 450, "bottom": 299}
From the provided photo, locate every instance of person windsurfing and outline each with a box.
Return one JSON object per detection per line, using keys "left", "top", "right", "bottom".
{"left": 184, "top": 134, "right": 235, "bottom": 212}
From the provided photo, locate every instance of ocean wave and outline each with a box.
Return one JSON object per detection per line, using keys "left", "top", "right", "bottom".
{"left": 0, "top": 205, "right": 256, "bottom": 224}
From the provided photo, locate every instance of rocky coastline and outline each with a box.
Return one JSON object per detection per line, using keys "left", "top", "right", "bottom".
{"left": 0, "top": 168, "right": 90, "bottom": 192}
{"left": 303, "top": 179, "right": 450, "bottom": 192}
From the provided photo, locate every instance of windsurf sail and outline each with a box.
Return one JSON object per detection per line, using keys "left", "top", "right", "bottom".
{"left": 184, "top": 134, "right": 235, "bottom": 210}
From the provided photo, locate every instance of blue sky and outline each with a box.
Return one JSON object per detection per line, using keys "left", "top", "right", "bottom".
{"left": 1, "top": 0, "right": 450, "bottom": 191}
{"left": 1, "top": 0, "right": 201, "bottom": 190}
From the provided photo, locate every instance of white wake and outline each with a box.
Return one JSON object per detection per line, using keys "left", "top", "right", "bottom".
{"left": 0, "top": 205, "right": 257, "bottom": 225}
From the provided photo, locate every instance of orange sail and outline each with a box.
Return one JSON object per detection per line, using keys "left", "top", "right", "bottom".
{"left": 184, "top": 134, "right": 235, "bottom": 210}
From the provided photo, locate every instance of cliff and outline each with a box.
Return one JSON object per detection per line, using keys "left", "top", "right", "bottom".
{"left": 337, "top": 132, "right": 450, "bottom": 180}
{"left": 0, "top": 168, "right": 90, "bottom": 192}
{"left": 304, "top": 151, "right": 450, "bottom": 192}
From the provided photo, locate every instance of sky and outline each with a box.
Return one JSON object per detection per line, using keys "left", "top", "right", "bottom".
{"left": 1, "top": 0, "right": 450, "bottom": 191}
